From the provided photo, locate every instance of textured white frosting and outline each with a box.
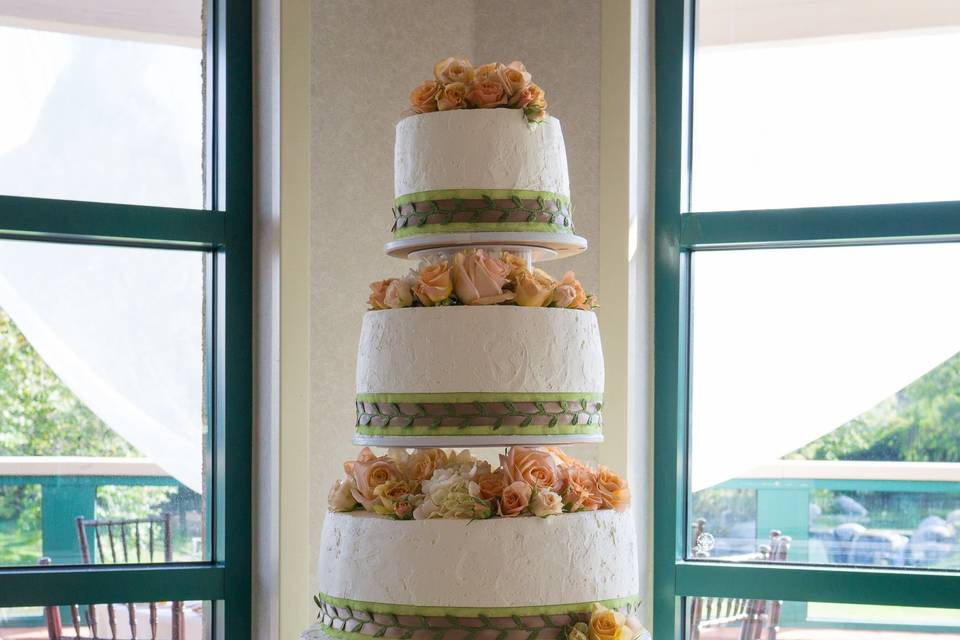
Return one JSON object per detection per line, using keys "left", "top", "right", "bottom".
{"left": 356, "top": 307, "right": 604, "bottom": 395}
{"left": 395, "top": 110, "right": 571, "bottom": 197}
{"left": 317, "top": 510, "right": 639, "bottom": 607}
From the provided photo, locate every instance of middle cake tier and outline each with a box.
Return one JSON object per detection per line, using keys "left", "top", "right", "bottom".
{"left": 354, "top": 305, "right": 604, "bottom": 447}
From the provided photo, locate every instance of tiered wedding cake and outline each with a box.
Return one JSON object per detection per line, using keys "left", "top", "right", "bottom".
{"left": 304, "top": 59, "right": 644, "bottom": 640}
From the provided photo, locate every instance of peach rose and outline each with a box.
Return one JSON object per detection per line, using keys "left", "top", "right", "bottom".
{"left": 473, "top": 62, "right": 501, "bottom": 81}
{"left": 562, "top": 464, "right": 602, "bottom": 512}
{"left": 410, "top": 80, "right": 441, "bottom": 114}
{"left": 476, "top": 469, "right": 508, "bottom": 500}
{"left": 530, "top": 489, "right": 563, "bottom": 517}
{"left": 351, "top": 455, "right": 402, "bottom": 508}
{"left": 466, "top": 78, "right": 508, "bottom": 109}
{"left": 500, "top": 61, "right": 532, "bottom": 96}
{"left": 434, "top": 57, "right": 475, "bottom": 84}
{"left": 437, "top": 82, "right": 468, "bottom": 111}
{"left": 414, "top": 260, "right": 453, "bottom": 305}
{"left": 328, "top": 478, "right": 358, "bottom": 512}
{"left": 597, "top": 466, "right": 631, "bottom": 512}
{"left": 453, "top": 250, "right": 514, "bottom": 305}
{"left": 588, "top": 604, "right": 630, "bottom": 640}
{"left": 554, "top": 271, "right": 588, "bottom": 309}
{"left": 343, "top": 446, "right": 376, "bottom": 475}
{"left": 500, "top": 446, "right": 562, "bottom": 492}
{"left": 514, "top": 268, "right": 556, "bottom": 307}
{"left": 500, "top": 251, "right": 529, "bottom": 283}
{"left": 404, "top": 448, "right": 448, "bottom": 482}
{"left": 368, "top": 279, "right": 394, "bottom": 310}
{"left": 512, "top": 82, "right": 545, "bottom": 109}
{"left": 384, "top": 279, "right": 413, "bottom": 309}
{"left": 499, "top": 480, "right": 532, "bottom": 517}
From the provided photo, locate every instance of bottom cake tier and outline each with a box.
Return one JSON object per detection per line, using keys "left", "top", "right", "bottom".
{"left": 308, "top": 510, "right": 642, "bottom": 640}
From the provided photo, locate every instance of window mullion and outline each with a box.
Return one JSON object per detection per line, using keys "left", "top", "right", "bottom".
{"left": 681, "top": 200, "right": 960, "bottom": 250}
{"left": 676, "top": 562, "right": 960, "bottom": 610}
{"left": 0, "top": 565, "right": 225, "bottom": 607}
{"left": 0, "top": 194, "right": 226, "bottom": 248}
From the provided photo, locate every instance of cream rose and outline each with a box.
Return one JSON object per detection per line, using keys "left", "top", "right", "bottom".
{"left": 499, "top": 481, "right": 532, "bottom": 517}
{"left": 453, "top": 250, "right": 514, "bottom": 305}
{"left": 500, "top": 446, "right": 562, "bottom": 492}
{"left": 384, "top": 278, "right": 413, "bottom": 309}
{"left": 434, "top": 57, "right": 475, "bottom": 84}
{"left": 515, "top": 268, "right": 556, "bottom": 307}
{"left": 530, "top": 489, "right": 563, "bottom": 517}
{"left": 568, "top": 622, "right": 590, "bottom": 640}
{"left": 588, "top": 604, "right": 630, "bottom": 640}
{"left": 328, "top": 478, "right": 359, "bottom": 512}
{"left": 414, "top": 260, "right": 453, "bottom": 305}
{"left": 466, "top": 78, "right": 508, "bottom": 109}
{"left": 597, "top": 466, "right": 631, "bottom": 512}
{"left": 561, "top": 465, "right": 602, "bottom": 512}
{"left": 351, "top": 455, "right": 402, "bottom": 509}
{"left": 373, "top": 479, "right": 413, "bottom": 511}
{"left": 437, "top": 82, "right": 468, "bottom": 111}
{"left": 409, "top": 80, "right": 441, "bottom": 114}
{"left": 367, "top": 279, "right": 393, "bottom": 310}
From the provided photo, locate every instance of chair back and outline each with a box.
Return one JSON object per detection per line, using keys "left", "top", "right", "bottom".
{"left": 40, "top": 513, "right": 183, "bottom": 640}
{"left": 687, "top": 526, "right": 792, "bottom": 640}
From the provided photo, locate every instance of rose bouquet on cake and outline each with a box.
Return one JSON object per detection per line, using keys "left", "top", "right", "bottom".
{"left": 407, "top": 57, "right": 548, "bottom": 123}
{"left": 328, "top": 445, "right": 629, "bottom": 520}
{"left": 367, "top": 248, "right": 596, "bottom": 311}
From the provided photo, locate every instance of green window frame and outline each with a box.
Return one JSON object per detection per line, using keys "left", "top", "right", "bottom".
{"left": 0, "top": 1, "right": 252, "bottom": 638}
{"left": 652, "top": 0, "right": 960, "bottom": 638}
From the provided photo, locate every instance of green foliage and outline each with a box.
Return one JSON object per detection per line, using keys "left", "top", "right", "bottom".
{"left": 793, "top": 352, "right": 960, "bottom": 462}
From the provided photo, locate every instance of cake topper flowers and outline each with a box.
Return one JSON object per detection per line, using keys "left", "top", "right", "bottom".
{"left": 407, "top": 58, "right": 548, "bottom": 123}
{"left": 366, "top": 249, "right": 597, "bottom": 311}
{"left": 328, "top": 445, "right": 630, "bottom": 520}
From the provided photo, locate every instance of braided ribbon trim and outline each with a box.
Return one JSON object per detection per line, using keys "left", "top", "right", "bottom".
{"left": 355, "top": 393, "right": 603, "bottom": 436}
{"left": 314, "top": 594, "right": 640, "bottom": 640}
{"left": 391, "top": 189, "right": 574, "bottom": 237}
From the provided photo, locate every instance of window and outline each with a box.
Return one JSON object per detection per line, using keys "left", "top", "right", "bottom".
{"left": 0, "top": 2, "right": 251, "bottom": 639}
{"left": 654, "top": 1, "right": 960, "bottom": 638}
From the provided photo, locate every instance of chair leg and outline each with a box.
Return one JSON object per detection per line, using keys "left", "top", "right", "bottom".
{"left": 43, "top": 604, "right": 62, "bottom": 640}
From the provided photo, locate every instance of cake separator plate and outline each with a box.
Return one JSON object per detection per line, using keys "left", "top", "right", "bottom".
{"left": 384, "top": 231, "right": 587, "bottom": 261}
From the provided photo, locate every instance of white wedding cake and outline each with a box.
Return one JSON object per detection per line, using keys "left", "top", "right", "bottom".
{"left": 303, "top": 58, "right": 645, "bottom": 640}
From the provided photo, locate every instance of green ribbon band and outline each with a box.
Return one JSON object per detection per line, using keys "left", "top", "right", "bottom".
{"left": 393, "top": 221, "right": 572, "bottom": 239}
{"left": 357, "top": 392, "right": 603, "bottom": 404}
{"left": 315, "top": 592, "right": 641, "bottom": 618}
{"left": 395, "top": 189, "right": 571, "bottom": 208}
{"left": 355, "top": 423, "right": 603, "bottom": 437}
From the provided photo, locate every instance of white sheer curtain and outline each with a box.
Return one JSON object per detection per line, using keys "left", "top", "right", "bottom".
{"left": 690, "top": 243, "right": 960, "bottom": 492}
{"left": 0, "top": 18, "right": 205, "bottom": 492}
{"left": 0, "top": 242, "right": 205, "bottom": 493}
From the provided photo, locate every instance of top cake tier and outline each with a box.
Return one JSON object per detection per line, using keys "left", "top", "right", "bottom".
{"left": 386, "top": 109, "right": 587, "bottom": 260}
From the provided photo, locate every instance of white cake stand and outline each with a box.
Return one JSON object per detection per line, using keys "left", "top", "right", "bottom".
{"left": 353, "top": 433, "right": 603, "bottom": 448}
{"left": 384, "top": 231, "right": 588, "bottom": 261}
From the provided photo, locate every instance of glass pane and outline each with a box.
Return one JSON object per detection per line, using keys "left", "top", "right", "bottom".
{"left": 0, "top": 238, "right": 208, "bottom": 566}
{"left": 0, "top": 602, "right": 211, "bottom": 639}
{"left": 689, "top": 243, "right": 960, "bottom": 568}
{"left": 0, "top": 4, "right": 204, "bottom": 208}
{"left": 684, "top": 597, "right": 960, "bottom": 639}
{"left": 692, "top": 2, "right": 960, "bottom": 211}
